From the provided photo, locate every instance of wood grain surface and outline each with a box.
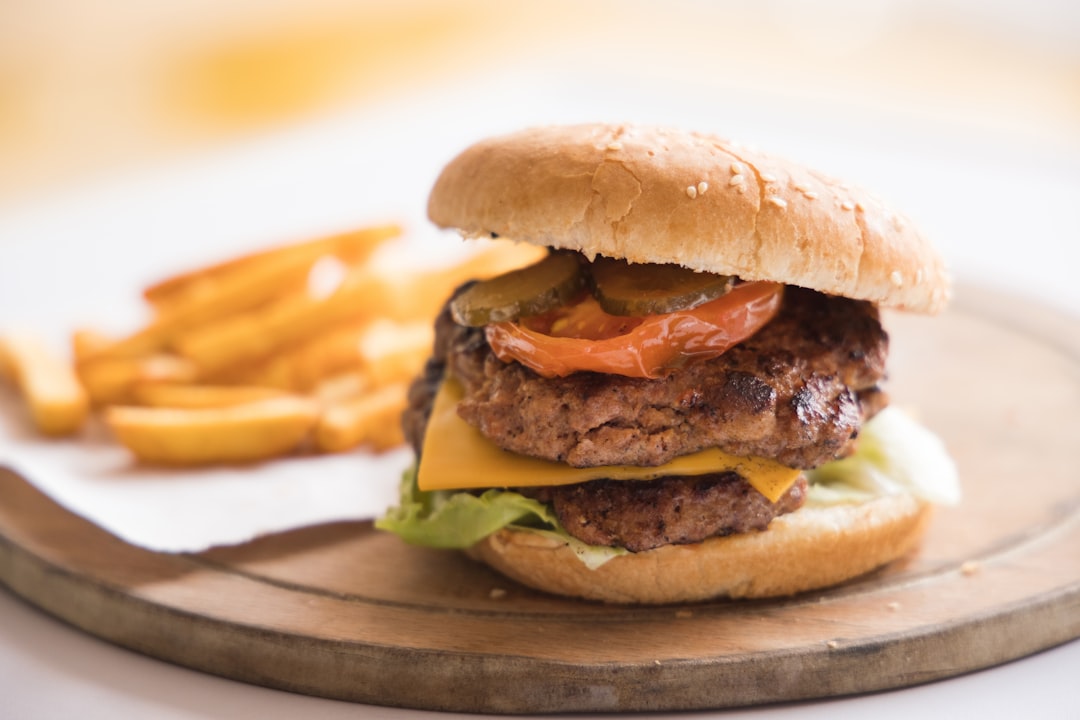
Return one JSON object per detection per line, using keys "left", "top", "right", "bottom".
{"left": 1, "top": 285, "right": 1079, "bottom": 713}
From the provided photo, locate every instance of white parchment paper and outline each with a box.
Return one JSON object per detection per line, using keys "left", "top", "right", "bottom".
{"left": 0, "top": 387, "right": 409, "bottom": 552}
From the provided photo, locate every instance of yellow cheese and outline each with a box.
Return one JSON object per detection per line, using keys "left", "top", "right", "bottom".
{"left": 418, "top": 378, "right": 801, "bottom": 503}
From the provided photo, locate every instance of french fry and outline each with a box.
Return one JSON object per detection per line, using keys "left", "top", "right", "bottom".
{"left": 240, "top": 321, "right": 370, "bottom": 391}
{"left": 0, "top": 341, "right": 11, "bottom": 381}
{"left": 172, "top": 282, "right": 362, "bottom": 376}
{"left": 71, "top": 328, "right": 115, "bottom": 363}
{"left": 77, "top": 323, "right": 171, "bottom": 361}
{"left": 79, "top": 224, "right": 401, "bottom": 363}
{"left": 312, "top": 371, "right": 370, "bottom": 406}
{"left": 105, "top": 397, "right": 319, "bottom": 465}
{"left": 172, "top": 243, "right": 543, "bottom": 377}
{"left": 372, "top": 243, "right": 546, "bottom": 322}
{"left": 145, "top": 243, "right": 360, "bottom": 332}
{"left": 143, "top": 224, "right": 401, "bottom": 308}
{"left": 132, "top": 383, "right": 289, "bottom": 409}
{"left": 241, "top": 318, "right": 432, "bottom": 392}
{"left": 357, "top": 319, "right": 433, "bottom": 387}
{"left": 314, "top": 382, "right": 409, "bottom": 453}
{"left": 0, "top": 332, "right": 89, "bottom": 436}
{"left": 78, "top": 354, "right": 198, "bottom": 407}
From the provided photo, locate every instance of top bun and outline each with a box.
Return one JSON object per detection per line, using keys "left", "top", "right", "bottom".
{"left": 428, "top": 124, "right": 950, "bottom": 314}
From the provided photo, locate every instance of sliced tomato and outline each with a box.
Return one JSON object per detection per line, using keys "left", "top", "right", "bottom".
{"left": 485, "top": 281, "right": 784, "bottom": 378}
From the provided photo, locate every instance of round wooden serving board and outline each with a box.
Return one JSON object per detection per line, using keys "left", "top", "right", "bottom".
{"left": 1, "top": 285, "right": 1079, "bottom": 713}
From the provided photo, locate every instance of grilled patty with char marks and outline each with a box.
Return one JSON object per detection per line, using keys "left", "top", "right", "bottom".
{"left": 440, "top": 285, "right": 888, "bottom": 470}
{"left": 521, "top": 473, "right": 809, "bottom": 552}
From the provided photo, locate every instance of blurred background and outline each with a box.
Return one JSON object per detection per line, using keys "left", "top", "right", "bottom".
{"left": 2, "top": 0, "right": 1079, "bottom": 329}
{"left": 2, "top": 0, "right": 1077, "bottom": 203}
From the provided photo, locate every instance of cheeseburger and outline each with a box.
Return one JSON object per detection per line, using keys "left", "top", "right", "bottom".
{"left": 378, "top": 123, "right": 959, "bottom": 604}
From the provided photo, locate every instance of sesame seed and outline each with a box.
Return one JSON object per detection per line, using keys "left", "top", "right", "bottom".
{"left": 890, "top": 270, "right": 903, "bottom": 286}
{"left": 729, "top": 174, "right": 745, "bottom": 186}
{"left": 686, "top": 185, "right": 698, "bottom": 199}
{"left": 760, "top": 172, "right": 777, "bottom": 183}
{"left": 887, "top": 601, "right": 901, "bottom": 612}
{"left": 697, "top": 181, "right": 709, "bottom": 195}
{"left": 767, "top": 196, "right": 788, "bottom": 209}
{"left": 606, "top": 141, "right": 623, "bottom": 151}
{"left": 841, "top": 200, "right": 855, "bottom": 211}
{"left": 826, "top": 640, "right": 839, "bottom": 649}
{"left": 730, "top": 162, "right": 744, "bottom": 175}
{"left": 916, "top": 269, "right": 924, "bottom": 283}
{"left": 489, "top": 588, "right": 507, "bottom": 599}
{"left": 855, "top": 201, "right": 865, "bottom": 212}
{"left": 793, "top": 182, "right": 808, "bottom": 192}
{"left": 803, "top": 191, "right": 818, "bottom": 200}
{"left": 961, "top": 560, "right": 981, "bottom": 576}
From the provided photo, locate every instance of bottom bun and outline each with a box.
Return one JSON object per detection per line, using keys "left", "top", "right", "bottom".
{"left": 466, "top": 494, "right": 933, "bottom": 604}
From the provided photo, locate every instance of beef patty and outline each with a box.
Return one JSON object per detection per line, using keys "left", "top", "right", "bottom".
{"left": 522, "top": 473, "right": 809, "bottom": 552}
{"left": 434, "top": 285, "right": 888, "bottom": 470}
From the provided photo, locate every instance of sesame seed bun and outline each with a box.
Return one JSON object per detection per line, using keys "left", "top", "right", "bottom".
{"left": 428, "top": 124, "right": 950, "bottom": 314}
{"left": 466, "top": 493, "right": 933, "bottom": 604}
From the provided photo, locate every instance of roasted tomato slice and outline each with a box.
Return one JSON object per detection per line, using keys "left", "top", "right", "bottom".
{"left": 485, "top": 281, "right": 784, "bottom": 378}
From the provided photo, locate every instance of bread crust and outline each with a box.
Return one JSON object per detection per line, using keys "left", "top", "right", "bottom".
{"left": 428, "top": 124, "right": 949, "bottom": 314}
{"left": 466, "top": 494, "right": 933, "bottom": 604}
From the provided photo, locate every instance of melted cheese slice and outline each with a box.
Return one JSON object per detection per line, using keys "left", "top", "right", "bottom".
{"left": 418, "top": 378, "right": 801, "bottom": 503}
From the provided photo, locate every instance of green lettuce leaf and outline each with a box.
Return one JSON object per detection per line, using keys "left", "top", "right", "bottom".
{"left": 375, "top": 467, "right": 555, "bottom": 548}
{"left": 375, "top": 467, "right": 628, "bottom": 569}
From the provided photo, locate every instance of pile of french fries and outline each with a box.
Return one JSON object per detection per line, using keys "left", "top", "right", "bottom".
{"left": 0, "top": 224, "right": 542, "bottom": 465}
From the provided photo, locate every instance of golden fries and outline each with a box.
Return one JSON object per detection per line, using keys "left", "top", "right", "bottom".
{"left": 2, "top": 223, "right": 545, "bottom": 465}
{"left": 0, "top": 341, "right": 11, "bottom": 381}
{"left": 71, "top": 328, "right": 114, "bottom": 363}
{"left": 80, "top": 224, "right": 401, "bottom": 362}
{"left": 315, "top": 382, "right": 410, "bottom": 453}
{"left": 241, "top": 321, "right": 370, "bottom": 391}
{"left": 143, "top": 224, "right": 399, "bottom": 309}
{"left": 171, "top": 242, "right": 538, "bottom": 378}
{"left": 170, "top": 274, "right": 364, "bottom": 376}
{"left": 356, "top": 319, "right": 433, "bottom": 387}
{"left": 132, "top": 384, "right": 289, "bottom": 409}
{"left": 78, "top": 353, "right": 198, "bottom": 407}
{"left": 312, "top": 371, "right": 370, "bottom": 405}
{"left": 0, "top": 333, "right": 89, "bottom": 436}
{"left": 105, "top": 397, "right": 319, "bottom": 465}
{"left": 369, "top": 243, "right": 546, "bottom": 322}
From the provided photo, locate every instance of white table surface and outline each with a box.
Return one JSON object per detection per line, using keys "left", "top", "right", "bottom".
{"left": 1, "top": 57, "right": 1078, "bottom": 719}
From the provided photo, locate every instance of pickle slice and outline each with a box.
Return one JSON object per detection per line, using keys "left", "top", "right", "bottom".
{"left": 586, "top": 257, "right": 734, "bottom": 316}
{"left": 450, "top": 251, "right": 585, "bottom": 326}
